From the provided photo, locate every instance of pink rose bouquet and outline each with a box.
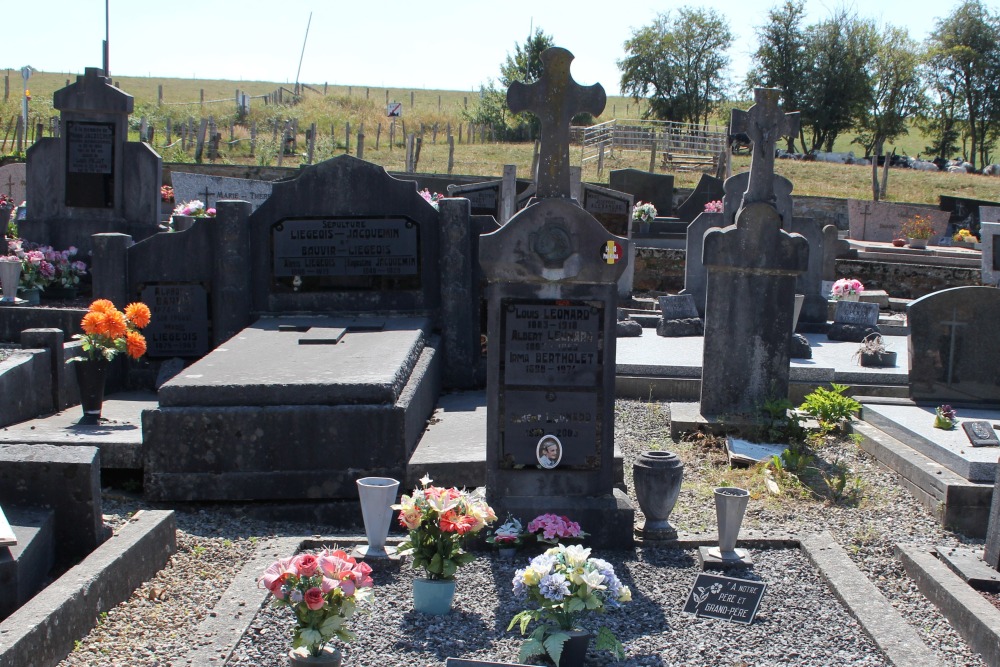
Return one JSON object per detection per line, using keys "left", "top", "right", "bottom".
{"left": 831, "top": 278, "right": 864, "bottom": 299}
{"left": 527, "top": 514, "right": 589, "bottom": 545}
{"left": 259, "top": 548, "right": 374, "bottom": 658}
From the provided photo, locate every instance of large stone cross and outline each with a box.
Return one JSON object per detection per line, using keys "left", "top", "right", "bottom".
{"left": 507, "top": 47, "right": 606, "bottom": 199}
{"left": 730, "top": 88, "right": 799, "bottom": 208}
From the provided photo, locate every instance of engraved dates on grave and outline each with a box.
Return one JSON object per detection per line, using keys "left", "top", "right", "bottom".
{"left": 502, "top": 301, "right": 602, "bottom": 386}
{"left": 503, "top": 390, "right": 598, "bottom": 467}
{"left": 65, "top": 120, "right": 115, "bottom": 208}
{"left": 272, "top": 218, "right": 419, "bottom": 278}
{"left": 140, "top": 284, "right": 210, "bottom": 357}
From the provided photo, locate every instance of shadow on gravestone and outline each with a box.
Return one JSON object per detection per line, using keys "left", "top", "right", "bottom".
{"left": 981, "top": 220, "right": 1000, "bottom": 287}
{"left": 675, "top": 174, "right": 724, "bottom": 222}
{"left": 827, "top": 301, "right": 879, "bottom": 342}
{"left": 908, "top": 286, "right": 1000, "bottom": 405}
{"left": 680, "top": 211, "right": 726, "bottom": 317}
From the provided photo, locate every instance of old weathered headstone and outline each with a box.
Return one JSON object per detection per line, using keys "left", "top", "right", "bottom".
{"left": 908, "top": 286, "right": 1000, "bottom": 405}
{"left": 847, "top": 200, "right": 950, "bottom": 243}
{"left": 657, "top": 293, "right": 703, "bottom": 337}
{"left": 581, "top": 182, "right": 632, "bottom": 237}
{"left": 21, "top": 67, "right": 160, "bottom": 254}
{"left": 827, "top": 301, "right": 880, "bottom": 342}
{"left": 609, "top": 168, "right": 674, "bottom": 218}
{"left": 680, "top": 211, "right": 726, "bottom": 316}
{"left": 507, "top": 48, "right": 605, "bottom": 200}
{"left": 700, "top": 89, "right": 808, "bottom": 416}
{"left": 0, "top": 163, "right": 26, "bottom": 204}
{"left": 171, "top": 172, "right": 273, "bottom": 212}
{"left": 140, "top": 284, "right": 211, "bottom": 357}
{"left": 447, "top": 180, "right": 501, "bottom": 218}
{"left": 483, "top": 47, "right": 633, "bottom": 549}
{"left": 789, "top": 218, "right": 832, "bottom": 327}
{"left": 940, "top": 195, "right": 1000, "bottom": 237}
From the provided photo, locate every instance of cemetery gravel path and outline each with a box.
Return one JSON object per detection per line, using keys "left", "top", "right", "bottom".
{"left": 55, "top": 399, "right": 987, "bottom": 667}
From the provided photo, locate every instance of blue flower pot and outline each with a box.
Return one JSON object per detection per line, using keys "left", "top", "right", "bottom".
{"left": 412, "top": 577, "right": 456, "bottom": 615}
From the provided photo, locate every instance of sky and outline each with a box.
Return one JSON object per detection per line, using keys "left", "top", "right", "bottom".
{"left": 6, "top": 0, "right": 953, "bottom": 94}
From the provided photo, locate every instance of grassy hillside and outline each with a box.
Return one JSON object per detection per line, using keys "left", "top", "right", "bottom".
{"left": 1, "top": 68, "right": 996, "bottom": 204}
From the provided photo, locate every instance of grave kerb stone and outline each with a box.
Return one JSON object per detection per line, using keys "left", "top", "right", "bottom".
{"left": 659, "top": 294, "right": 700, "bottom": 320}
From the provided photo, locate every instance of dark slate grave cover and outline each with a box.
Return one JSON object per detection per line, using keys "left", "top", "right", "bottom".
{"left": 908, "top": 286, "right": 1000, "bottom": 404}
{"left": 675, "top": 173, "right": 724, "bottom": 222}
{"left": 609, "top": 168, "right": 674, "bottom": 217}
{"left": 940, "top": 195, "right": 1000, "bottom": 237}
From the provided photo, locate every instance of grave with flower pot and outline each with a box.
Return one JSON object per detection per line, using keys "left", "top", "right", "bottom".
{"left": 480, "top": 47, "right": 635, "bottom": 549}
{"left": 855, "top": 285, "right": 1000, "bottom": 536}
{"left": 131, "top": 154, "right": 485, "bottom": 502}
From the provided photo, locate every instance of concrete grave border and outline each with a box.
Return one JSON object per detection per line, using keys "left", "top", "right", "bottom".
{"left": 187, "top": 531, "right": 941, "bottom": 667}
{"left": 0, "top": 509, "right": 176, "bottom": 667}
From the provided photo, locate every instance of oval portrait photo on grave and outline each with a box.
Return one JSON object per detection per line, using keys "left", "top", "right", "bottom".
{"left": 536, "top": 435, "right": 563, "bottom": 469}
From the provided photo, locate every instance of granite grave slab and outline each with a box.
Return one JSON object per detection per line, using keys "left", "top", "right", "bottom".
{"left": 848, "top": 200, "right": 950, "bottom": 243}
{"left": 609, "top": 168, "right": 674, "bottom": 218}
{"left": 171, "top": 171, "right": 273, "bottom": 212}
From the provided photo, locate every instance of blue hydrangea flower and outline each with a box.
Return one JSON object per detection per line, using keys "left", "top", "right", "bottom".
{"left": 539, "top": 572, "right": 571, "bottom": 601}
{"left": 512, "top": 569, "right": 528, "bottom": 598}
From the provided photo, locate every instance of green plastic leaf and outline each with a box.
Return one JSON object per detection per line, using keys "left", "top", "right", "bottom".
{"left": 595, "top": 626, "right": 625, "bottom": 659}
{"left": 429, "top": 553, "right": 443, "bottom": 574}
{"left": 543, "top": 632, "right": 569, "bottom": 664}
{"left": 441, "top": 557, "right": 457, "bottom": 578}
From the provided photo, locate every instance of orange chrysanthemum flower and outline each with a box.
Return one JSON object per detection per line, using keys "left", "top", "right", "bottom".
{"left": 89, "top": 299, "right": 116, "bottom": 314}
{"left": 124, "top": 302, "right": 151, "bottom": 329}
{"left": 103, "top": 310, "right": 128, "bottom": 339}
{"left": 81, "top": 311, "right": 104, "bottom": 335}
{"left": 125, "top": 330, "right": 147, "bottom": 360}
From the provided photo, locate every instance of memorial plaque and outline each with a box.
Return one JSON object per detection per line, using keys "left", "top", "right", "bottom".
{"left": 447, "top": 181, "right": 500, "bottom": 217}
{"left": 271, "top": 217, "right": 420, "bottom": 288}
{"left": 682, "top": 573, "right": 767, "bottom": 624}
{"left": 833, "top": 301, "right": 879, "bottom": 326}
{"left": 501, "top": 301, "right": 602, "bottom": 386}
{"left": 963, "top": 421, "right": 1000, "bottom": 447}
{"left": 503, "top": 390, "right": 599, "bottom": 467}
{"left": 172, "top": 172, "right": 273, "bottom": 212}
{"left": 582, "top": 184, "right": 632, "bottom": 236}
{"left": 65, "top": 120, "right": 115, "bottom": 208}
{"left": 141, "top": 283, "right": 210, "bottom": 357}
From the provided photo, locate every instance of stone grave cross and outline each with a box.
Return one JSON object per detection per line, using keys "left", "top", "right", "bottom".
{"left": 730, "top": 88, "right": 799, "bottom": 208}
{"left": 941, "top": 306, "right": 968, "bottom": 387}
{"left": 507, "top": 47, "right": 606, "bottom": 199}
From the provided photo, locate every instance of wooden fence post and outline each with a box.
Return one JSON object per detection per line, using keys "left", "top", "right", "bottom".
{"left": 531, "top": 140, "right": 540, "bottom": 181}
{"left": 414, "top": 136, "right": 422, "bottom": 172}
{"left": 410, "top": 91, "right": 414, "bottom": 108}
{"left": 389, "top": 120, "right": 395, "bottom": 152}
{"left": 357, "top": 126, "right": 365, "bottom": 160}
{"left": 250, "top": 121, "right": 257, "bottom": 157}
{"left": 648, "top": 136, "right": 657, "bottom": 173}
{"left": 447, "top": 134, "right": 454, "bottom": 174}
{"left": 307, "top": 123, "right": 316, "bottom": 164}
{"left": 157, "top": 84, "right": 163, "bottom": 106}
{"left": 200, "top": 89, "right": 204, "bottom": 110}
{"left": 375, "top": 123, "right": 381, "bottom": 151}
{"left": 345, "top": 122, "right": 351, "bottom": 154}
{"left": 598, "top": 144, "right": 605, "bottom": 177}
{"left": 195, "top": 118, "right": 208, "bottom": 163}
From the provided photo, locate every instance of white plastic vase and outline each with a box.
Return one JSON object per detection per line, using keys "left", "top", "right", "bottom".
{"left": 0, "top": 260, "right": 21, "bottom": 302}
{"left": 710, "top": 487, "right": 750, "bottom": 560}
{"left": 356, "top": 476, "right": 399, "bottom": 558}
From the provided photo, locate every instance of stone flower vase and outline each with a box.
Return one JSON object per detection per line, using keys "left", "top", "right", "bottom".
{"left": 288, "top": 645, "right": 342, "bottom": 666}
{"left": 907, "top": 237, "right": 928, "bottom": 250}
{"left": 633, "top": 450, "right": 684, "bottom": 540}
{"left": 356, "top": 476, "right": 399, "bottom": 558}
{"left": 0, "top": 260, "right": 21, "bottom": 302}
{"left": 709, "top": 487, "right": 750, "bottom": 561}
{"left": 73, "top": 357, "right": 109, "bottom": 425}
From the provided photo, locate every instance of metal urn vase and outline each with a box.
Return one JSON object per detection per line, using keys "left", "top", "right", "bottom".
{"left": 709, "top": 487, "right": 750, "bottom": 561}
{"left": 356, "top": 476, "right": 399, "bottom": 558}
{"left": 633, "top": 450, "right": 684, "bottom": 540}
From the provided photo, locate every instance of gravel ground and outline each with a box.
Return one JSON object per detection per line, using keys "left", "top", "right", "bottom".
{"left": 55, "top": 399, "right": 988, "bottom": 667}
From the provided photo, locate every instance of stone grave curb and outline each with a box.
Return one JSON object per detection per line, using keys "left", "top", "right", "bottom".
{"left": 0, "top": 509, "right": 176, "bottom": 667}
{"left": 181, "top": 534, "right": 380, "bottom": 665}
{"left": 189, "top": 532, "right": 939, "bottom": 666}
{"left": 896, "top": 543, "right": 1000, "bottom": 667}
{"left": 850, "top": 420, "right": 992, "bottom": 537}
{"left": 800, "top": 532, "right": 944, "bottom": 667}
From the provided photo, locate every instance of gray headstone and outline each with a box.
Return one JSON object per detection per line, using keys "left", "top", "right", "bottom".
{"left": 981, "top": 221, "right": 1000, "bottom": 287}
{"left": 446, "top": 180, "right": 501, "bottom": 218}
{"left": 659, "top": 294, "right": 699, "bottom": 319}
{"left": 789, "top": 217, "right": 829, "bottom": 325}
{"left": 141, "top": 284, "right": 211, "bottom": 357}
{"left": 941, "top": 195, "right": 1000, "bottom": 237}
{"left": 680, "top": 211, "right": 726, "bottom": 316}
{"left": 985, "top": 462, "right": 1000, "bottom": 569}
{"left": 981, "top": 207, "right": 1000, "bottom": 224}
{"left": 609, "top": 168, "right": 674, "bottom": 217}
{"left": 908, "top": 286, "right": 1000, "bottom": 404}
{"left": 0, "top": 163, "right": 26, "bottom": 204}
{"left": 675, "top": 174, "right": 725, "bottom": 223}
{"left": 847, "top": 200, "right": 949, "bottom": 243}
{"left": 700, "top": 89, "right": 809, "bottom": 416}
{"left": 507, "top": 48, "right": 605, "bottom": 199}
{"left": 581, "top": 182, "right": 633, "bottom": 237}
{"left": 171, "top": 172, "right": 273, "bottom": 212}
{"left": 833, "top": 301, "right": 879, "bottom": 326}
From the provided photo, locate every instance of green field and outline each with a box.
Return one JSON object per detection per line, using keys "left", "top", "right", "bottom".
{"left": 1, "top": 68, "right": 997, "bottom": 205}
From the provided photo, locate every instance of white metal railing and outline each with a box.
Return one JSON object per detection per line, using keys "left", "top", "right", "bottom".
{"left": 580, "top": 118, "right": 728, "bottom": 171}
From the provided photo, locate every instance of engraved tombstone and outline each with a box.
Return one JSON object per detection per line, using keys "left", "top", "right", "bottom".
{"left": 483, "top": 47, "right": 633, "bottom": 548}
{"left": 700, "top": 89, "right": 808, "bottom": 416}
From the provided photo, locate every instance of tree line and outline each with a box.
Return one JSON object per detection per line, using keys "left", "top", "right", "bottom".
{"left": 472, "top": 0, "right": 1000, "bottom": 170}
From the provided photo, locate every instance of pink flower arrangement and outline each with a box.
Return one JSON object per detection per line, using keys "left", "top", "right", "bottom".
{"left": 419, "top": 189, "right": 443, "bottom": 211}
{"left": 259, "top": 548, "right": 374, "bottom": 658}
{"left": 172, "top": 199, "right": 216, "bottom": 217}
{"left": 831, "top": 278, "right": 864, "bottom": 299}
{"left": 527, "top": 513, "right": 588, "bottom": 544}
{"left": 704, "top": 199, "right": 724, "bottom": 213}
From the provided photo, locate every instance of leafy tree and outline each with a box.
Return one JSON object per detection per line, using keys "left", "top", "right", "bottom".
{"left": 747, "top": 0, "right": 809, "bottom": 151}
{"left": 462, "top": 80, "right": 510, "bottom": 140}
{"left": 854, "top": 26, "right": 926, "bottom": 158}
{"left": 916, "top": 68, "right": 963, "bottom": 160}
{"left": 798, "top": 10, "right": 877, "bottom": 152}
{"left": 927, "top": 0, "right": 1000, "bottom": 169}
{"left": 618, "top": 7, "right": 733, "bottom": 125}
{"left": 499, "top": 28, "right": 554, "bottom": 87}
